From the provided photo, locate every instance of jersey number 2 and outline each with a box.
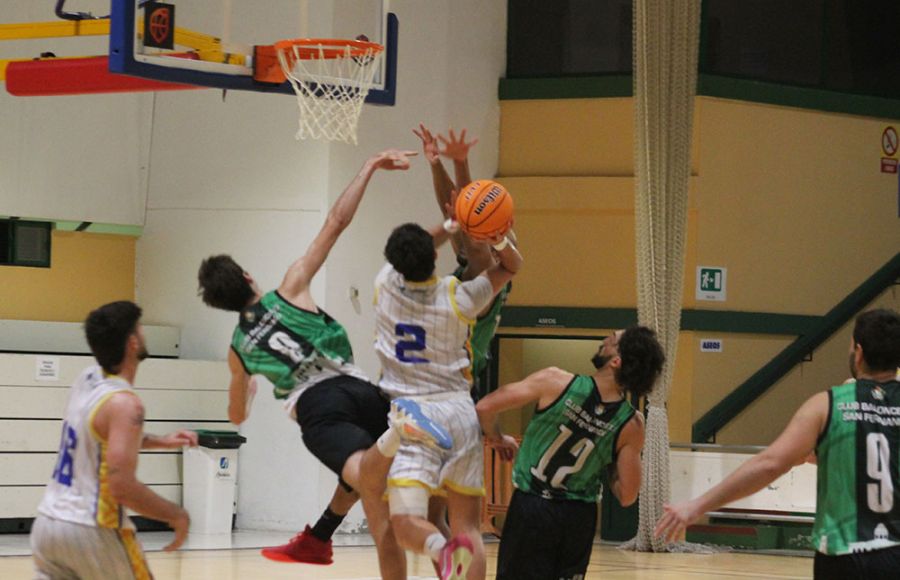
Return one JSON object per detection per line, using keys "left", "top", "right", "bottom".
{"left": 395, "top": 324, "right": 428, "bottom": 364}
{"left": 52, "top": 422, "right": 78, "bottom": 487}
{"left": 866, "top": 432, "right": 894, "bottom": 513}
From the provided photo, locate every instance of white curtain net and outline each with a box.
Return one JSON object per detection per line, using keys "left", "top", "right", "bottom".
{"left": 621, "top": 0, "right": 702, "bottom": 553}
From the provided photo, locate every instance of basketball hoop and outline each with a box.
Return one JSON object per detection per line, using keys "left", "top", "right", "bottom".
{"left": 274, "top": 38, "right": 384, "bottom": 145}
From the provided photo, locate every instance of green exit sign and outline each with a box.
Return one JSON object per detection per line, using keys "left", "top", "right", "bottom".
{"left": 696, "top": 267, "right": 727, "bottom": 301}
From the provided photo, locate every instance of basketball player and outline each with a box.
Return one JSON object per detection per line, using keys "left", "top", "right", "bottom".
{"left": 412, "top": 124, "right": 516, "bottom": 549}
{"left": 301, "top": 127, "right": 510, "bottom": 559}
{"left": 655, "top": 309, "right": 900, "bottom": 580}
{"left": 376, "top": 219, "right": 523, "bottom": 580}
{"left": 30, "top": 301, "right": 196, "bottom": 579}
{"left": 476, "top": 326, "right": 665, "bottom": 580}
{"left": 413, "top": 124, "right": 512, "bottom": 399}
{"left": 197, "top": 149, "right": 452, "bottom": 580}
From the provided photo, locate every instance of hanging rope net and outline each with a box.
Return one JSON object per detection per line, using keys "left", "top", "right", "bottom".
{"left": 620, "top": 0, "right": 702, "bottom": 553}
{"left": 275, "top": 38, "right": 384, "bottom": 145}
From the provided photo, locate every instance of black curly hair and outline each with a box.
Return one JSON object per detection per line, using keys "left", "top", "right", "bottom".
{"left": 384, "top": 223, "right": 435, "bottom": 282}
{"left": 615, "top": 325, "right": 666, "bottom": 398}
{"left": 853, "top": 309, "right": 900, "bottom": 372}
{"left": 197, "top": 254, "right": 255, "bottom": 312}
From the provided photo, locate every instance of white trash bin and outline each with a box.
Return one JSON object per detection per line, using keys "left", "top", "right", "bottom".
{"left": 182, "top": 430, "right": 246, "bottom": 534}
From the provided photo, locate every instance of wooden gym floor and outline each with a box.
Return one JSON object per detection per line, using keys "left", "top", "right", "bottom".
{"left": 0, "top": 530, "right": 813, "bottom": 579}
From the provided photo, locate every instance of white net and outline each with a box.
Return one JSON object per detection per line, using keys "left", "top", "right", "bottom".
{"left": 276, "top": 41, "right": 383, "bottom": 145}
{"left": 619, "top": 0, "right": 702, "bottom": 553}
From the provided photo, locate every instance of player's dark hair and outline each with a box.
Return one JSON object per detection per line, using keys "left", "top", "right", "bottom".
{"left": 384, "top": 223, "right": 435, "bottom": 282}
{"left": 84, "top": 301, "right": 142, "bottom": 374}
{"left": 198, "top": 255, "right": 255, "bottom": 312}
{"left": 616, "top": 325, "right": 666, "bottom": 399}
{"left": 853, "top": 309, "right": 900, "bottom": 372}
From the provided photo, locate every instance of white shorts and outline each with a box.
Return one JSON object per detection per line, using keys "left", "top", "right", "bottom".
{"left": 30, "top": 515, "right": 151, "bottom": 580}
{"left": 387, "top": 395, "right": 484, "bottom": 499}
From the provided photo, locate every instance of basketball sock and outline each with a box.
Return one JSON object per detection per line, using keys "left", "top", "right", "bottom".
{"left": 310, "top": 508, "right": 345, "bottom": 542}
{"left": 376, "top": 428, "right": 401, "bottom": 458}
{"left": 425, "top": 532, "right": 447, "bottom": 562}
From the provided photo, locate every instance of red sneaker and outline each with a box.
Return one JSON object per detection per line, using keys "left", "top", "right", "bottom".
{"left": 438, "top": 534, "right": 474, "bottom": 580}
{"left": 260, "top": 525, "right": 333, "bottom": 565}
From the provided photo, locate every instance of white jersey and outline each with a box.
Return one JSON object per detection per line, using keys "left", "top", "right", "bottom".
{"left": 38, "top": 366, "right": 137, "bottom": 530}
{"left": 374, "top": 263, "right": 494, "bottom": 399}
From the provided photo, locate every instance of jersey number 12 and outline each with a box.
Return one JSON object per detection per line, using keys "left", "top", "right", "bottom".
{"left": 531, "top": 425, "right": 595, "bottom": 489}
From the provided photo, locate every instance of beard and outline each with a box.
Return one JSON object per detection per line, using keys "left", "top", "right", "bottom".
{"left": 592, "top": 353, "right": 612, "bottom": 370}
{"left": 137, "top": 345, "right": 149, "bottom": 362}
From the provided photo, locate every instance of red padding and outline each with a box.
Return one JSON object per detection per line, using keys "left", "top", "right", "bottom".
{"left": 6, "top": 55, "right": 202, "bottom": 96}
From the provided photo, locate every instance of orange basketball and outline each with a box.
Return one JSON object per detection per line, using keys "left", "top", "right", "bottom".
{"left": 455, "top": 180, "right": 514, "bottom": 239}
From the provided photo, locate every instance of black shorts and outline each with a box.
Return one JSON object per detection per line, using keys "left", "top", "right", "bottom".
{"left": 294, "top": 375, "right": 390, "bottom": 490}
{"left": 814, "top": 544, "right": 900, "bottom": 580}
{"left": 496, "top": 489, "right": 597, "bottom": 580}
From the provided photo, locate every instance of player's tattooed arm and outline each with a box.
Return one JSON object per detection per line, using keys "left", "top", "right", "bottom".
{"left": 101, "top": 393, "right": 191, "bottom": 550}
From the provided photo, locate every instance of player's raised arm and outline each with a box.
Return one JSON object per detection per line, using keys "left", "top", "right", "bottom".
{"left": 480, "top": 232, "right": 523, "bottom": 294}
{"left": 439, "top": 128, "right": 478, "bottom": 192}
{"left": 279, "top": 149, "right": 417, "bottom": 300}
{"left": 414, "top": 124, "right": 456, "bottom": 217}
{"left": 437, "top": 129, "right": 496, "bottom": 280}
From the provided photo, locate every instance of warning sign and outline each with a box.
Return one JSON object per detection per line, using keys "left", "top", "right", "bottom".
{"left": 883, "top": 158, "right": 898, "bottom": 174}
{"left": 883, "top": 126, "right": 898, "bottom": 157}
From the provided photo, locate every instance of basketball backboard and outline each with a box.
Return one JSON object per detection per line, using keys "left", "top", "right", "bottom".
{"left": 109, "top": 0, "right": 396, "bottom": 104}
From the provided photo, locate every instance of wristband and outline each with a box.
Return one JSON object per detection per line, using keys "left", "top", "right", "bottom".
{"left": 443, "top": 219, "right": 460, "bottom": 234}
{"left": 492, "top": 237, "right": 510, "bottom": 251}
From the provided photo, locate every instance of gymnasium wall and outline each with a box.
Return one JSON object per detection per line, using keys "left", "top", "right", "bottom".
{"left": 0, "top": 1, "right": 149, "bottom": 226}
{"left": 497, "top": 95, "right": 900, "bottom": 445}
{"left": 0, "top": 354, "right": 230, "bottom": 520}
{"left": 0, "top": 231, "right": 135, "bottom": 321}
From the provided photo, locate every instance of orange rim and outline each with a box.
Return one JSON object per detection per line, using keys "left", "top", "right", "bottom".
{"left": 274, "top": 38, "right": 384, "bottom": 60}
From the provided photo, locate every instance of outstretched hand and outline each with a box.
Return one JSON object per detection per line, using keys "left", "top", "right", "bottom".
{"left": 373, "top": 149, "right": 418, "bottom": 171}
{"left": 439, "top": 128, "right": 478, "bottom": 161}
{"left": 156, "top": 430, "right": 199, "bottom": 449}
{"left": 488, "top": 434, "right": 519, "bottom": 462}
{"left": 412, "top": 124, "right": 440, "bottom": 165}
{"left": 654, "top": 500, "right": 702, "bottom": 543}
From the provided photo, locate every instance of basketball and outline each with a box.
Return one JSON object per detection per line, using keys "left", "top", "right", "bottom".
{"left": 455, "top": 180, "right": 514, "bottom": 240}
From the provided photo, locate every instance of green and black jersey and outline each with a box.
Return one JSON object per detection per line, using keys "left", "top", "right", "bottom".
{"left": 452, "top": 265, "right": 510, "bottom": 379}
{"left": 512, "top": 374, "right": 636, "bottom": 502}
{"left": 230, "top": 291, "right": 369, "bottom": 401}
{"left": 813, "top": 379, "right": 900, "bottom": 555}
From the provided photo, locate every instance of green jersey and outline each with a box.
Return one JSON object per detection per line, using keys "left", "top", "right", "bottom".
{"left": 513, "top": 375, "right": 636, "bottom": 502}
{"left": 452, "top": 265, "right": 510, "bottom": 378}
{"left": 230, "top": 291, "right": 368, "bottom": 400}
{"left": 813, "top": 379, "right": 900, "bottom": 555}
